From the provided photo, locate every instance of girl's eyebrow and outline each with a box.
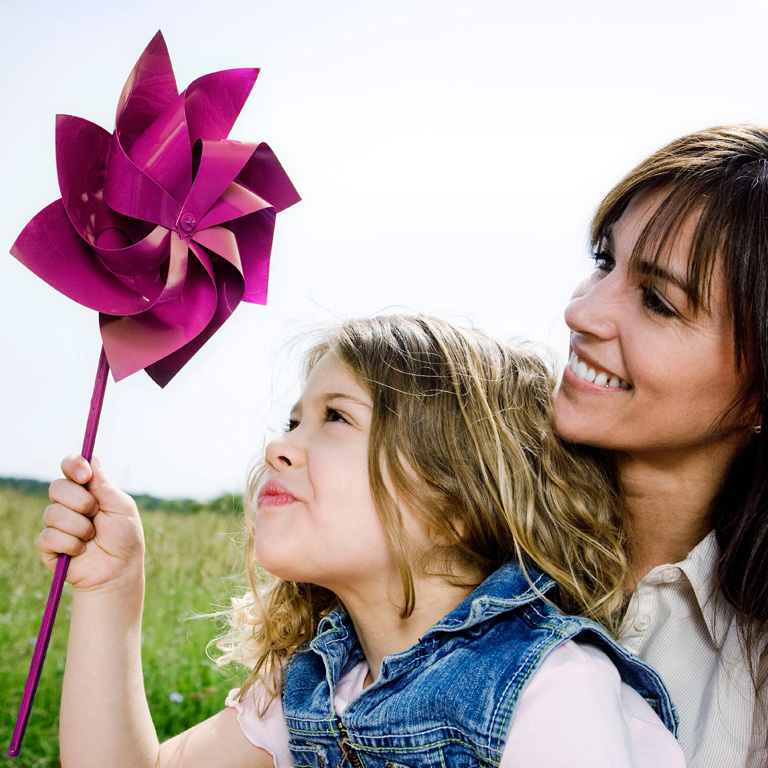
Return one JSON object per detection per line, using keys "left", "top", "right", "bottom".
{"left": 290, "top": 392, "right": 372, "bottom": 416}
{"left": 323, "top": 392, "right": 372, "bottom": 410}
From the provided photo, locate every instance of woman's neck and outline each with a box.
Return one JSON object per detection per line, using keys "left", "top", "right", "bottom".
{"left": 615, "top": 443, "right": 737, "bottom": 580}
{"left": 336, "top": 573, "right": 479, "bottom": 685}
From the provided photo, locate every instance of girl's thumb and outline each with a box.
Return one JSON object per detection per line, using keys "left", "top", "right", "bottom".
{"left": 86, "top": 456, "right": 131, "bottom": 512}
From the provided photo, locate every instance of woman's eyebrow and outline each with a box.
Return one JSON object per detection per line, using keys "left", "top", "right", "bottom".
{"left": 605, "top": 224, "right": 696, "bottom": 299}
{"left": 635, "top": 259, "right": 695, "bottom": 299}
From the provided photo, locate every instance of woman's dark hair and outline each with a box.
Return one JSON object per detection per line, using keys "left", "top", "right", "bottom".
{"left": 590, "top": 125, "right": 768, "bottom": 680}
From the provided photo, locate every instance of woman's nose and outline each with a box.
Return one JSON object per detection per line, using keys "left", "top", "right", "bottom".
{"left": 564, "top": 273, "right": 621, "bottom": 340}
{"left": 265, "top": 432, "right": 302, "bottom": 470}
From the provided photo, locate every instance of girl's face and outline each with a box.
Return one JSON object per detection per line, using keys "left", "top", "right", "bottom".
{"left": 254, "top": 353, "right": 398, "bottom": 593}
{"left": 553, "top": 191, "right": 751, "bottom": 463}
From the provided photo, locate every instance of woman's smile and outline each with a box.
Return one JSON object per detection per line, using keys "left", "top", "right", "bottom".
{"left": 566, "top": 351, "right": 632, "bottom": 390}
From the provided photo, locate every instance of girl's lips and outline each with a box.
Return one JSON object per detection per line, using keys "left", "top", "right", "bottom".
{"left": 257, "top": 480, "right": 297, "bottom": 508}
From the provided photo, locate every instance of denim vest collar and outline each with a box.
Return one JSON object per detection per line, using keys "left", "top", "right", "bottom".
{"left": 308, "top": 563, "right": 555, "bottom": 688}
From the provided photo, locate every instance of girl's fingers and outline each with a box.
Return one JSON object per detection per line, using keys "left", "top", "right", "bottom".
{"left": 52, "top": 456, "right": 137, "bottom": 519}
{"left": 49, "top": 478, "right": 100, "bottom": 519}
{"left": 37, "top": 527, "right": 87, "bottom": 559}
{"left": 43, "top": 503, "right": 97, "bottom": 542}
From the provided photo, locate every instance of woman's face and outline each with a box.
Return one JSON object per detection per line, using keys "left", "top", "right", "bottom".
{"left": 553, "top": 191, "right": 751, "bottom": 463}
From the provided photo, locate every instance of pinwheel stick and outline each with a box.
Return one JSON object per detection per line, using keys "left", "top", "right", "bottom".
{"left": 8, "top": 346, "right": 110, "bottom": 759}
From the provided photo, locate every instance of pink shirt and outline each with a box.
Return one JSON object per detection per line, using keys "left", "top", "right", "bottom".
{"left": 226, "top": 639, "right": 685, "bottom": 767}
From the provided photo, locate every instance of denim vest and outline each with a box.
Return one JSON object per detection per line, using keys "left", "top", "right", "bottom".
{"left": 283, "top": 563, "right": 678, "bottom": 768}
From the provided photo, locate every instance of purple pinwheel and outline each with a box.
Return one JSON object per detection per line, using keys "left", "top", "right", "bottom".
{"left": 12, "top": 30, "right": 300, "bottom": 386}
{"left": 8, "top": 31, "right": 299, "bottom": 757}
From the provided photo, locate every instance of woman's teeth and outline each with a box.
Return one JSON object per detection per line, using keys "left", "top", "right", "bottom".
{"left": 569, "top": 353, "right": 630, "bottom": 389}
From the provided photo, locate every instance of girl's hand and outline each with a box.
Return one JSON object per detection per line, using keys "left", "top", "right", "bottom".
{"left": 38, "top": 454, "right": 145, "bottom": 593}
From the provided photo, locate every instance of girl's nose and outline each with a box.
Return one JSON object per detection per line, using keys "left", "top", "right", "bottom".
{"left": 265, "top": 432, "right": 302, "bottom": 470}
{"left": 564, "top": 273, "right": 621, "bottom": 341}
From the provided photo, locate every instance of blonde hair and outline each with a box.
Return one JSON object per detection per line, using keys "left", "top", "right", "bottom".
{"left": 217, "top": 314, "right": 629, "bottom": 702}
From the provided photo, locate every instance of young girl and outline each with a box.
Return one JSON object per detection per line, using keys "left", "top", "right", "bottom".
{"left": 41, "top": 314, "right": 684, "bottom": 767}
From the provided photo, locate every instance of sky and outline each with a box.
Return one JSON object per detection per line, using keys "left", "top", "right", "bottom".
{"left": 1, "top": 0, "right": 767, "bottom": 500}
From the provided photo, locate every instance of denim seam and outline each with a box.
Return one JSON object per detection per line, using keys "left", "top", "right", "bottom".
{"left": 491, "top": 619, "right": 565, "bottom": 754}
{"left": 341, "top": 736, "right": 499, "bottom": 764}
{"left": 522, "top": 602, "right": 678, "bottom": 734}
{"left": 312, "top": 620, "right": 348, "bottom": 646}
{"left": 287, "top": 725, "right": 337, "bottom": 735}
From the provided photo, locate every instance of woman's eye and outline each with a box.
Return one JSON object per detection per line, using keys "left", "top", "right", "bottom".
{"left": 591, "top": 249, "right": 615, "bottom": 272}
{"left": 642, "top": 287, "right": 677, "bottom": 319}
{"left": 324, "top": 406, "right": 348, "bottom": 424}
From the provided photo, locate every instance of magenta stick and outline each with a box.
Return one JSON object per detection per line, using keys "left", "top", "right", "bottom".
{"left": 8, "top": 347, "right": 110, "bottom": 759}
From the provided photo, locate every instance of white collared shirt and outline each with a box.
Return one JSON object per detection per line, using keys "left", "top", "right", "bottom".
{"left": 621, "top": 531, "right": 767, "bottom": 768}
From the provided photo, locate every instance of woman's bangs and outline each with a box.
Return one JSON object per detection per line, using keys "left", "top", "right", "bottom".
{"left": 593, "top": 182, "right": 724, "bottom": 316}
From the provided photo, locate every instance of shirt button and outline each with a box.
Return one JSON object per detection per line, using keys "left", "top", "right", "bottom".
{"left": 663, "top": 567, "right": 682, "bottom": 583}
{"left": 634, "top": 614, "right": 651, "bottom": 631}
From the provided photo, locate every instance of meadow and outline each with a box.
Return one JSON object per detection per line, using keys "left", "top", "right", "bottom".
{"left": 0, "top": 480, "right": 250, "bottom": 768}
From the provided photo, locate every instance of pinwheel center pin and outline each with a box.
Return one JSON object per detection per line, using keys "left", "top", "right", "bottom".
{"left": 7, "top": 30, "right": 300, "bottom": 758}
{"left": 177, "top": 210, "right": 198, "bottom": 235}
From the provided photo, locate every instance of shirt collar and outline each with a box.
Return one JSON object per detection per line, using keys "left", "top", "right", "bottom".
{"left": 640, "top": 530, "right": 735, "bottom": 646}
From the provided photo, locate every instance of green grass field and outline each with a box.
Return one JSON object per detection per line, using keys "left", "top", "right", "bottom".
{"left": 0, "top": 482, "right": 250, "bottom": 767}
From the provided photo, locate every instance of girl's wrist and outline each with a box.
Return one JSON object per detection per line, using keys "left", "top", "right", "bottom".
{"left": 72, "top": 566, "right": 146, "bottom": 604}
{"left": 70, "top": 586, "right": 144, "bottom": 640}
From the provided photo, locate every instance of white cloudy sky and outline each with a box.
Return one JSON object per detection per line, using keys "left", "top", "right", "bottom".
{"left": 1, "top": 0, "right": 766, "bottom": 500}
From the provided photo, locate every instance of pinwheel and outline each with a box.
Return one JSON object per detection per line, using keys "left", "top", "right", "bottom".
{"left": 8, "top": 31, "right": 299, "bottom": 757}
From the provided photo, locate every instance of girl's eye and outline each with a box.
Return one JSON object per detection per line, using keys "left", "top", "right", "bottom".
{"left": 284, "top": 418, "right": 299, "bottom": 433}
{"left": 591, "top": 248, "right": 615, "bottom": 272}
{"left": 324, "top": 406, "right": 348, "bottom": 424}
{"left": 641, "top": 287, "right": 677, "bottom": 319}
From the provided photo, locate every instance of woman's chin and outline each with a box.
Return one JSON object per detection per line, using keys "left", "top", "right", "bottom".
{"left": 553, "top": 400, "right": 592, "bottom": 445}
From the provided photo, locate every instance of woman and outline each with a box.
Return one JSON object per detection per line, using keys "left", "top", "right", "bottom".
{"left": 553, "top": 125, "right": 768, "bottom": 768}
